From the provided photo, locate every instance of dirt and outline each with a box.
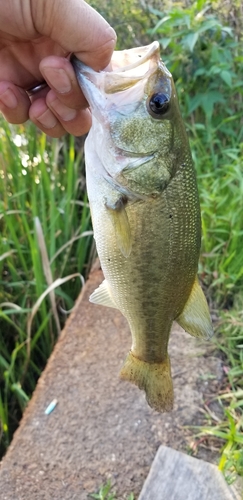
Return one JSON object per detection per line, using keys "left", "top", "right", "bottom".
{"left": 0, "top": 268, "right": 225, "bottom": 500}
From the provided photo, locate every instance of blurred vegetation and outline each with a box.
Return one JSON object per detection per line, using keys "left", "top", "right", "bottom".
{"left": 0, "top": 126, "right": 92, "bottom": 455}
{"left": 90, "top": 480, "right": 134, "bottom": 500}
{"left": 0, "top": 0, "right": 243, "bottom": 483}
{"left": 87, "top": 0, "right": 152, "bottom": 48}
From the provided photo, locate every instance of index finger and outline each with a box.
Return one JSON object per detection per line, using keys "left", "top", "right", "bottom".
{"left": 33, "top": 0, "right": 117, "bottom": 71}
{"left": 39, "top": 56, "right": 87, "bottom": 110}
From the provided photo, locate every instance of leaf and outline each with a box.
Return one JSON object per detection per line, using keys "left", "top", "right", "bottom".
{"left": 194, "top": 123, "right": 206, "bottom": 130}
{"left": 194, "top": 68, "right": 206, "bottom": 77}
{"left": 0, "top": 250, "right": 16, "bottom": 261}
{"left": 220, "top": 70, "right": 232, "bottom": 87}
{"left": 147, "top": 7, "right": 164, "bottom": 17}
{"left": 50, "top": 230, "right": 93, "bottom": 264}
{"left": 222, "top": 26, "right": 234, "bottom": 36}
{"left": 187, "top": 93, "right": 204, "bottom": 114}
{"left": 34, "top": 217, "right": 61, "bottom": 336}
{"left": 197, "top": 19, "right": 221, "bottom": 34}
{"left": 201, "top": 91, "right": 225, "bottom": 117}
{"left": 159, "top": 37, "right": 171, "bottom": 49}
{"left": 11, "top": 383, "right": 29, "bottom": 402}
{"left": 0, "top": 355, "right": 9, "bottom": 370}
{"left": 26, "top": 273, "right": 84, "bottom": 357}
{"left": 183, "top": 32, "right": 199, "bottom": 52}
{"left": 151, "top": 15, "right": 171, "bottom": 34}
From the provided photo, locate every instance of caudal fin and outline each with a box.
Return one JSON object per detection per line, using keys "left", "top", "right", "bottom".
{"left": 120, "top": 352, "right": 173, "bottom": 412}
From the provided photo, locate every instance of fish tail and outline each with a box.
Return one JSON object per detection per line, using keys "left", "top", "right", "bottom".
{"left": 120, "top": 352, "right": 173, "bottom": 412}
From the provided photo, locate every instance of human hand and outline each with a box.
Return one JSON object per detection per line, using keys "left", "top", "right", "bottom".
{"left": 0, "top": 0, "right": 116, "bottom": 137}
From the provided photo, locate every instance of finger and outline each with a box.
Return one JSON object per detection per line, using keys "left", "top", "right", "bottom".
{"left": 29, "top": 97, "right": 66, "bottom": 138}
{"left": 33, "top": 0, "right": 116, "bottom": 71}
{"left": 40, "top": 56, "right": 87, "bottom": 109}
{"left": 46, "top": 90, "right": 92, "bottom": 136}
{"left": 0, "top": 81, "right": 30, "bottom": 124}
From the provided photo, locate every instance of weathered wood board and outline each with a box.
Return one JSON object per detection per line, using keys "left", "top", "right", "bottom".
{"left": 138, "top": 445, "right": 242, "bottom": 500}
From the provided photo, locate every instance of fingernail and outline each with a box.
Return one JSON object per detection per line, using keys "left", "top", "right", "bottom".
{"left": 37, "top": 109, "right": 58, "bottom": 129}
{"left": 42, "top": 68, "right": 72, "bottom": 94}
{"left": 0, "top": 89, "right": 18, "bottom": 109}
{"left": 49, "top": 98, "right": 77, "bottom": 121}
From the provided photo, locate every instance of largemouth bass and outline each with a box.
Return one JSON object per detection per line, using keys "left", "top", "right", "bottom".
{"left": 72, "top": 42, "right": 213, "bottom": 412}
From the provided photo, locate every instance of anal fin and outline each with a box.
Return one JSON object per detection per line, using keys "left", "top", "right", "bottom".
{"left": 89, "top": 279, "right": 118, "bottom": 309}
{"left": 176, "top": 278, "right": 213, "bottom": 340}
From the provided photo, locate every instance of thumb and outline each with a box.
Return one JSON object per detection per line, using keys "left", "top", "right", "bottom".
{"left": 32, "top": 0, "right": 116, "bottom": 70}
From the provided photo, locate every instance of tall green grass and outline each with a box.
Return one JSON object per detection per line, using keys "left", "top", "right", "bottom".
{"left": 0, "top": 122, "right": 92, "bottom": 455}
{"left": 199, "top": 310, "right": 243, "bottom": 481}
{"left": 150, "top": 0, "right": 243, "bottom": 479}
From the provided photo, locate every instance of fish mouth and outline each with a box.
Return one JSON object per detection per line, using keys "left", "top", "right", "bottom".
{"left": 107, "top": 41, "right": 160, "bottom": 74}
{"left": 72, "top": 42, "right": 161, "bottom": 93}
{"left": 71, "top": 42, "right": 169, "bottom": 117}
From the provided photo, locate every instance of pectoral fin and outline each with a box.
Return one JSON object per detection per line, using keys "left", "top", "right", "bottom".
{"left": 89, "top": 279, "right": 118, "bottom": 309}
{"left": 105, "top": 197, "right": 132, "bottom": 258}
{"left": 176, "top": 278, "right": 213, "bottom": 340}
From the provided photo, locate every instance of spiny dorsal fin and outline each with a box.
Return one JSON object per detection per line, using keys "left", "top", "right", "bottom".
{"left": 176, "top": 278, "right": 213, "bottom": 340}
{"left": 89, "top": 279, "right": 118, "bottom": 309}
{"left": 105, "top": 197, "right": 132, "bottom": 258}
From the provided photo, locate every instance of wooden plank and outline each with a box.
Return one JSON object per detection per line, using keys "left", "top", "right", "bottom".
{"left": 138, "top": 446, "right": 242, "bottom": 500}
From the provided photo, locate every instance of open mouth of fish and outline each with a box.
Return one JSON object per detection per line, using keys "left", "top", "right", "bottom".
{"left": 72, "top": 41, "right": 161, "bottom": 100}
{"left": 71, "top": 42, "right": 164, "bottom": 161}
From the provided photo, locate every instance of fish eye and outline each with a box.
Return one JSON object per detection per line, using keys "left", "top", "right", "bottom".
{"left": 148, "top": 93, "right": 170, "bottom": 117}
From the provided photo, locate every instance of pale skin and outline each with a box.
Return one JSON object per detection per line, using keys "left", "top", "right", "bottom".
{"left": 0, "top": 0, "right": 116, "bottom": 137}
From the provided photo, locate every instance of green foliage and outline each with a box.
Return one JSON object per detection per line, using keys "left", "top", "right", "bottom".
{"left": 150, "top": 1, "right": 242, "bottom": 133}
{"left": 0, "top": 121, "right": 92, "bottom": 455}
{"left": 211, "top": 309, "right": 243, "bottom": 480}
{"left": 198, "top": 148, "right": 243, "bottom": 305}
{"left": 90, "top": 480, "right": 134, "bottom": 500}
{"left": 150, "top": 0, "right": 243, "bottom": 479}
{"left": 87, "top": 0, "right": 152, "bottom": 49}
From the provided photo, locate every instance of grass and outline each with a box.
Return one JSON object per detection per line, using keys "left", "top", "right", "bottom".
{"left": 0, "top": 121, "right": 92, "bottom": 455}
{"left": 194, "top": 312, "right": 243, "bottom": 482}
{"left": 89, "top": 480, "right": 134, "bottom": 500}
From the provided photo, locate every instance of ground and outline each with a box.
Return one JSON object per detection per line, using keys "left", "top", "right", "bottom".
{"left": 0, "top": 268, "right": 225, "bottom": 499}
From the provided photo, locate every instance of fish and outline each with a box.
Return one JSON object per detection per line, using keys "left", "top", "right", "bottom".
{"left": 72, "top": 42, "right": 213, "bottom": 412}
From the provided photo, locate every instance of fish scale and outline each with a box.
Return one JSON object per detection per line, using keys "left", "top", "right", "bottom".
{"left": 72, "top": 42, "right": 213, "bottom": 412}
{"left": 90, "top": 161, "right": 200, "bottom": 361}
